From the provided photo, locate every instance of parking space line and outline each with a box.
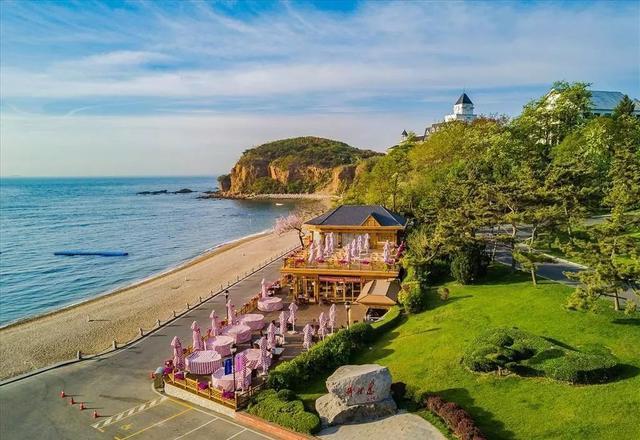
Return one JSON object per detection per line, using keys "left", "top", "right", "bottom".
{"left": 172, "top": 418, "right": 218, "bottom": 440}
{"left": 226, "top": 428, "right": 247, "bottom": 440}
{"left": 91, "top": 396, "right": 168, "bottom": 430}
{"left": 118, "top": 408, "right": 192, "bottom": 440}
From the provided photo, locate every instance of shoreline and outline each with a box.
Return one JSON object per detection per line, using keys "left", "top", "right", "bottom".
{"left": 200, "top": 191, "right": 338, "bottom": 201}
{"left": 0, "top": 230, "right": 300, "bottom": 380}
{"left": 0, "top": 229, "right": 272, "bottom": 331}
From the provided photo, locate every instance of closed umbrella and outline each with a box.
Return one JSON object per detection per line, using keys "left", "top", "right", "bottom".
{"left": 258, "top": 336, "right": 271, "bottom": 375}
{"left": 302, "top": 324, "right": 313, "bottom": 350}
{"left": 383, "top": 246, "right": 390, "bottom": 264}
{"left": 351, "top": 239, "right": 357, "bottom": 259}
{"left": 261, "top": 278, "right": 268, "bottom": 299}
{"left": 234, "top": 351, "right": 249, "bottom": 391}
{"left": 279, "top": 311, "right": 287, "bottom": 344}
{"left": 171, "top": 336, "right": 184, "bottom": 371}
{"left": 267, "top": 322, "right": 276, "bottom": 350}
{"left": 307, "top": 242, "right": 315, "bottom": 265}
{"left": 191, "top": 321, "right": 203, "bottom": 351}
{"left": 226, "top": 301, "right": 234, "bottom": 325}
{"left": 345, "top": 244, "right": 351, "bottom": 265}
{"left": 357, "top": 235, "right": 362, "bottom": 255}
{"left": 288, "top": 302, "right": 298, "bottom": 333}
{"left": 209, "top": 310, "right": 220, "bottom": 337}
{"left": 328, "top": 304, "right": 336, "bottom": 334}
{"left": 318, "top": 312, "right": 327, "bottom": 340}
{"left": 364, "top": 233, "right": 370, "bottom": 253}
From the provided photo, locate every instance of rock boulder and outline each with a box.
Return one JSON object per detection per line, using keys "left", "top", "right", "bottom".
{"left": 316, "top": 393, "right": 397, "bottom": 426}
{"left": 326, "top": 364, "right": 393, "bottom": 406}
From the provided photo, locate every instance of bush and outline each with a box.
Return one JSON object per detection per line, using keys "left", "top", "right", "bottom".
{"left": 438, "top": 287, "right": 450, "bottom": 301}
{"left": 398, "top": 284, "right": 428, "bottom": 314}
{"left": 425, "top": 394, "right": 486, "bottom": 440}
{"left": 248, "top": 389, "right": 320, "bottom": 434}
{"left": 462, "top": 327, "right": 620, "bottom": 384}
{"left": 451, "top": 243, "right": 490, "bottom": 284}
{"left": 624, "top": 300, "right": 638, "bottom": 316}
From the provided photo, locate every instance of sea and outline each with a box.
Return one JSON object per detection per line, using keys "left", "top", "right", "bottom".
{"left": 0, "top": 176, "right": 298, "bottom": 326}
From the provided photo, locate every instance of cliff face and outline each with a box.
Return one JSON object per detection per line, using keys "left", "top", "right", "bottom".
{"left": 220, "top": 137, "right": 380, "bottom": 196}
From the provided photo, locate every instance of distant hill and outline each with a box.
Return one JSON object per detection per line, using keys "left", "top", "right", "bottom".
{"left": 218, "top": 136, "right": 381, "bottom": 195}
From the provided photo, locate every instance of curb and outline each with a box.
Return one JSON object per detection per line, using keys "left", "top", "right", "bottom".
{"left": 0, "top": 244, "right": 301, "bottom": 387}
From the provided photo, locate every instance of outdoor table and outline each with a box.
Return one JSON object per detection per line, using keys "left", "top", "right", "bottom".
{"left": 257, "top": 296, "right": 283, "bottom": 312}
{"left": 222, "top": 324, "right": 253, "bottom": 344}
{"left": 242, "top": 348, "right": 261, "bottom": 369}
{"left": 211, "top": 367, "right": 235, "bottom": 392}
{"left": 205, "top": 335, "right": 234, "bottom": 357}
{"left": 240, "top": 313, "right": 265, "bottom": 331}
{"left": 185, "top": 350, "right": 222, "bottom": 375}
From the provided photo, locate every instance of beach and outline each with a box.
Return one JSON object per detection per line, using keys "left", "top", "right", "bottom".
{"left": 0, "top": 230, "right": 299, "bottom": 381}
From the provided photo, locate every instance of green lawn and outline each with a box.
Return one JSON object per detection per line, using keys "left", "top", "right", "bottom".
{"left": 299, "top": 266, "right": 640, "bottom": 439}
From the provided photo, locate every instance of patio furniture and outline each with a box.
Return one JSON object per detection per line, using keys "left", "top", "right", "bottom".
{"left": 222, "top": 324, "right": 253, "bottom": 344}
{"left": 241, "top": 348, "right": 261, "bottom": 369}
{"left": 205, "top": 335, "right": 234, "bottom": 357}
{"left": 185, "top": 350, "right": 222, "bottom": 375}
{"left": 257, "top": 296, "right": 283, "bottom": 312}
{"left": 240, "top": 313, "right": 265, "bottom": 331}
{"left": 211, "top": 367, "right": 235, "bottom": 392}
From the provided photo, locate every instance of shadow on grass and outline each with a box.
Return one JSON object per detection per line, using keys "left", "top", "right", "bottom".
{"left": 427, "top": 294, "right": 473, "bottom": 311}
{"left": 608, "top": 364, "right": 640, "bottom": 383}
{"left": 436, "top": 387, "right": 517, "bottom": 440}
{"left": 542, "top": 337, "right": 576, "bottom": 351}
{"left": 396, "top": 328, "right": 441, "bottom": 339}
{"left": 611, "top": 318, "right": 640, "bottom": 326}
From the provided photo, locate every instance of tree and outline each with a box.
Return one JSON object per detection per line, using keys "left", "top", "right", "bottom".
{"left": 612, "top": 95, "right": 636, "bottom": 119}
{"left": 512, "top": 250, "right": 553, "bottom": 287}
{"left": 274, "top": 213, "right": 306, "bottom": 248}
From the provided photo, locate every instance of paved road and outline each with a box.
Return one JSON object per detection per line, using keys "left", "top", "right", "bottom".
{"left": 0, "top": 261, "right": 283, "bottom": 440}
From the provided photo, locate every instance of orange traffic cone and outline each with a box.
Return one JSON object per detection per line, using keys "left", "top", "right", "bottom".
{"left": 80, "top": 402, "right": 85, "bottom": 411}
{"left": 70, "top": 397, "right": 75, "bottom": 405}
{"left": 60, "top": 390, "right": 66, "bottom": 398}
{"left": 93, "top": 410, "right": 99, "bottom": 419}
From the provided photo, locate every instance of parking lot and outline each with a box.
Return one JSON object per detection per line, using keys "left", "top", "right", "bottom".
{"left": 92, "top": 396, "right": 273, "bottom": 440}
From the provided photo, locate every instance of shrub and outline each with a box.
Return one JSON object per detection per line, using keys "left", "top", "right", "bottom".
{"left": 624, "top": 300, "right": 638, "bottom": 316}
{"left": 276, "top": 389, "right": 297, "bottom": 402}
{"left": 438, "top": 287, "right": 450, "bottom": 301}
{"left": 425, "top": 394, "right": 485, "bottom": 440}
{"left": 398, "top": 284, "right": 428, "bottom": 314}
{"left": 451, "top": 243, "right": 490, "bottom": 284}
{"left": 462, "top": 327, "right": 620, "bottom": 384}
{"left": 248, "top": 389, "right": 320, "bottom": 434}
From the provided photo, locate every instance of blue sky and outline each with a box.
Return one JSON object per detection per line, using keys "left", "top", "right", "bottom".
{"left": 1, "top": 0, "right": 638, "bottom": 177}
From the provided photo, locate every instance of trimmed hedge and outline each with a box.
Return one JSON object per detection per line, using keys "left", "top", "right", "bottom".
{"left": 247, "top": 389, "right": 320, "bottom": 434}
{"left": 268, "top": 309, "right": 402, "bottom": 391}
{"left": 425, "top": 395, "right": 486, "bottom": 440}
{"left": 462, "top": 327, "right": 619, "bottom": 384}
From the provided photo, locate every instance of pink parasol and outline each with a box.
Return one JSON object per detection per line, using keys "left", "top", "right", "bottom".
{"left": 191, "top": 321, "right": 204, "bottom": 351}
{"left": 351, "top": 239, "right": 357, "bottom": 258}
{"left": 357, "top": 235, "right": 362, "bottom": 254}
{"left": 323, "top": 235, "right": 330, "bottom": 255}
{"left": 234, "top": 351, "right": 249, "bottom": 391}
{"left": 279, "top": 311, "right": 287, "bottom": 344}
{"left": 209, "top": 310, "right": 220, "bottom": 337}
{"left": 261, "top": 278, "right": 269, "bottom": 299}
{"left": 328, "top": 304, "right": 336, "bottom": 333}
{"left": 171, "top": 336, "right": 185, "bottom": 371}
{"left": 302, "top": 324, "right": 313, "bottom": 350}
{"left": 288, "top": 302, "right": 298, "bottom": 333}
{"left": 345, "top": 244, "right": 351, "bottom": 265}
{"left": 383, "top": 246, "right": 390, "bottom": 264}
{"left": 315, "top": 241, "right": 323, "bottom": 261}
{"left": 318, "top": 312, "right": 327, "bottom": 340}
{"left": 267, "top": 322, "right": 276, "bottom": 350}
{"left": 226, "top": 301, "right": 235, "bottom": 325}
{"left": 307, "top": 243, "right": 315, "bottom": 265}
{"left": 258, "top": 336, "right": 271, "bottom": 375}
{"left": 364, "top": 233, "right": 370, "bottom": 253}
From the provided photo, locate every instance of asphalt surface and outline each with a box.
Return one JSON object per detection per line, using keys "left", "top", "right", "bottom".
{"left": 0, "top": 261, "right": 282, "bottom": 440}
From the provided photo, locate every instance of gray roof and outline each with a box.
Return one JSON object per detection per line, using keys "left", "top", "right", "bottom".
{"left": 305, "top": 205, "right": 407, "bottom": 227}
{"left": 590, "top": 90, "right": 640, "bottom": 111}
{"left": 455, "top": 93, "right": 473, "bottom": 105}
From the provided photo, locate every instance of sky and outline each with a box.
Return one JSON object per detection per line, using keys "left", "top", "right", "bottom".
{"left": 1, "top": 0, "right": 638, "bottom": 177}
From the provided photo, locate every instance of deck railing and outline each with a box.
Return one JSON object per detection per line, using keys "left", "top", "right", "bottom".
{"left": 281, "top": 256, "right": 399, "bottom": 273}
{"left": 165, "top": 372, "right": 266, "bottom": 410}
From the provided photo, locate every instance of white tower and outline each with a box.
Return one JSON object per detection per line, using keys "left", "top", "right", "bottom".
{"left": 445, "top": 93, "right": 476, "bottom": 123}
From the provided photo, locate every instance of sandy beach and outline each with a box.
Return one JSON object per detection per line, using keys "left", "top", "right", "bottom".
{"left": 0, "top": 231, "right": 299, "bottom": 381}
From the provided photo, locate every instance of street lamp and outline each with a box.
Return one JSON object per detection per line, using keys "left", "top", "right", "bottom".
{"left": 344, "top": 301, "right": 351, "bottom": 329}
{"left": 224, "top": 289, "right": 230, "bottom": 322}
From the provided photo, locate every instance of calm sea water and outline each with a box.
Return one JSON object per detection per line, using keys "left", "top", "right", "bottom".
{"left": 0, "top": 177, "right": 297, "bottom": 325}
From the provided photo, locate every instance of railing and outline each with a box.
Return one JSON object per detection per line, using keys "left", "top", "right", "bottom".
{"left": 281, "top": 255, "right": 400, "bottom": 273}
{"left": 165, "top": 372, "right": 266, "bottom": 410}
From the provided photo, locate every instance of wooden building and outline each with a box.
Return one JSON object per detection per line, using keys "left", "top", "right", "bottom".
{"left": 281, "top": 205, "right": 407, "bottom": 304}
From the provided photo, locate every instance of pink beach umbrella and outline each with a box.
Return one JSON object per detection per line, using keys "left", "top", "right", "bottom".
{"left": 288, "top": 302, "right": 298, "bottom": 333}
{"left": 261, "top": 278, "right": 268, "bottom": 299}
{"left": 279, "top": 311, "right": 287, "bottom": 344}
{"left": 345, "top": 244, "right": 351, "bottom": 265}
{"left": 209, "top": 310, "right": 220, "bottom": 337}
{"left": 383, "top": 246, "right": 390, "bottom": 264}
{"left": 226, "top": 301, "right": 235, "bottom": 325}
{"left": 191, "top": 321, "right": 204, "bottom": 351}
{"left": 234, "top": 351, "right": 249, "bottom": 391}
{"left": 350, "top": 240, "right": 357, "bottom": 259}
{"left": 171, "top": 336, "right": 185, "bottom": 371}
{"left": 267, "top": 322, "right": 276, "bottom": 350}
{"left": 307, "top": 243, "right": 315, "bottom": 265}
{"left": 318, "top": 312, "right": 327, "bottom": 340}
{"left": 364, "top": 233, "right": 370, "bottom": 253}
{"left": 258, "top": 336, "right": 271, "bottom": 375}
{"left": 302, "top": 324, "right": 313, "bottom": 350}
{"left": 328, "top": 304, "right": 336, "bottom": 334}
{"left": 357, "top": 235, "right": 362, "bottom": 254}
{"left": 323, "top": 236, "right": 330, "bottom": 256}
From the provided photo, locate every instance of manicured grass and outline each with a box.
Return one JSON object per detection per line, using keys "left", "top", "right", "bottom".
{"left": 298, "top": 266, "right": 640, "bottom": 438}
{"left": 346, "top": 266, "right": 640, "bottom": 439}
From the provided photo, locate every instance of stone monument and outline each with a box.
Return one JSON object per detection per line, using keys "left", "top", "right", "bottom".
{"left": 315, "top": 364, "right": 397, "bottom": 426}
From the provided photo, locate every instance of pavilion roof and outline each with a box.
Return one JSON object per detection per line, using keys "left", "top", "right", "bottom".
{"left": 356, "top": 279, "right": 400, "bottom": 307}
{"left": 305, "top": 205, "right": 407, "bottom": 228}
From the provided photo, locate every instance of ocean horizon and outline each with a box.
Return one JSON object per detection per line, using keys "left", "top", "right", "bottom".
{"left": 0, "top": 176, "right": 297, "bottom": 326}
